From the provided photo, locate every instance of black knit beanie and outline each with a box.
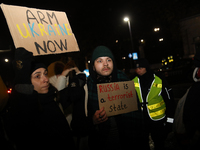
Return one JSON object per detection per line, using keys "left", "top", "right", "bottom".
{"left": 134, "top": 58, "right": 150, "bottom": 70}
{"left": 30, "top": 62, "right": 47, "bottom": 75}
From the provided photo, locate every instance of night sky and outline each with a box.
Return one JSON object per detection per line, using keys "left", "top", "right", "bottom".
{"left": 0, "top": 0, "right": 200, "bottom": 83}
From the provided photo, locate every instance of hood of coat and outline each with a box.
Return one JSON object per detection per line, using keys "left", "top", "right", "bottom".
{"left": 193, "top": 67, "right": 200, "bottom": 82}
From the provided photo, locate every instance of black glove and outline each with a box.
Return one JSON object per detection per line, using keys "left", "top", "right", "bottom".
{"left": 69, "top": 73, "right": 86, "bottom": 88}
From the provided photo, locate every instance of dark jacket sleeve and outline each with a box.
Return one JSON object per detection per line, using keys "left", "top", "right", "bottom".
{"left": 59, "top": 73, "right": 86, "bottom": 110}
{"left": 156, "top": 72, "right": 175, "bottom": 118}
{"left": 59, "top": 87, "right": 71, "bottom": 110}
{"left": 68, "top": 73, "right": 91, "bottom": 136}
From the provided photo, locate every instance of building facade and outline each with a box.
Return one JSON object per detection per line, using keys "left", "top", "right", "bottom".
{"left": 180, "top": 14, "right": 200, "bottom": 58}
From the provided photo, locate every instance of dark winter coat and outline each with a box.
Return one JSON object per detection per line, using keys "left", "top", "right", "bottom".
{"left": 6, "top": 85, "right": 78, "bottom": 150}
{"left": 183, "top": 81, "right": 200, "bottom": 137}
{"left": 87, "top": 70, "right": 145, "bottom": 150}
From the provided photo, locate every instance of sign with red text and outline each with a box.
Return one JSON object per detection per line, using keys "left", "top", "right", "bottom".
{"left": 97, "top": 81, "right": 138, "bottom": 117}
{"left": 0, "top": 3, "right": 79, "bottom": 56}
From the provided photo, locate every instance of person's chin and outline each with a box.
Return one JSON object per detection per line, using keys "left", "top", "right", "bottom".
{"left": 40, "top": 86, "right": 49, "bottom": 94}
{"left": 40, "top": 89, "right": 49, "bottom": 94}
{"left": 102, "top": 71, "right": 112, "bottom": 76}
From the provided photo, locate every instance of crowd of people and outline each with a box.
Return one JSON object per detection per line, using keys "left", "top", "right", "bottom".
{"left": 0, "top": 45, "right": 200, "bottom": 150}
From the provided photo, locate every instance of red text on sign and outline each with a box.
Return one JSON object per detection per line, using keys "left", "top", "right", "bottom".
{"left": 99, "top": 83, "right": 120, "bottom": 93}
{"left": 108, "top": 91, "right": 133, "bottom": 101}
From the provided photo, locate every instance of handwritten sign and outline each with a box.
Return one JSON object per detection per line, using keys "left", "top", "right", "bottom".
{"left": 97, "top": 81, "right": 138, "bottom": 117}
{"left": 0, "top": 3, "right": 79, "bottom": 56}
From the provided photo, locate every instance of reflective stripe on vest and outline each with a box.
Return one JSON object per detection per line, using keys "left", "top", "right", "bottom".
{"left": 133, "top": 75, "right": 166, "bottom": 121}
{"left": 150, "top": 107, "right": 166, "bottom": 118}
{"left": 147, "top": 99, "right": 165, "bottom": 110}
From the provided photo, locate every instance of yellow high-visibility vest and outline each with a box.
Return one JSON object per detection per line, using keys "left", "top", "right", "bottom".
{"left": 133, "top": 75, "right": 166, "bottom": 121}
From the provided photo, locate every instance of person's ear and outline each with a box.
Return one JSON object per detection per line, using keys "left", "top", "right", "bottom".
{"left": 93, "top": 66, "right": 95, "bottom": 71}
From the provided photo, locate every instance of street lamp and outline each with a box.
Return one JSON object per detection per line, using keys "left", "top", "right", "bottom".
{"left": 124, "top": 17, "right": 134, "bottom": 68}
{"left": 124, "top": 17, "right": 129, "bottom": 22}
{"left": 124, "top": 17, "right": 134, "bottom": 52}
{"left": 154, "top": 28, "right": 160, "bottom": 32}
{"left": 5, "top": 58, "right": 9, "bottom": 62}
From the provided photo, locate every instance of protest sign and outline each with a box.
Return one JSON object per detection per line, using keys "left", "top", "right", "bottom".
{"left": 97, "top": 81, "right": 138, "bottom": 117}
{"left": 0, "top": 3, "right": 79, "bottom": 56}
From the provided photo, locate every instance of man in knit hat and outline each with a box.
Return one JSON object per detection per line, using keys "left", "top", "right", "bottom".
{"left": 132, "top": 58, "right": 175, "bottom": 150}
{"left": 87, "top": 46, "right": 145, "bottom": 150}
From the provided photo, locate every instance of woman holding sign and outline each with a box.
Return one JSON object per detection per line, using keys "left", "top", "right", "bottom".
{"left": 6, "top": 48, "right": 85, "bottom": 150}
{"left": 87, "top": 46, "right": 145, "bottom": 150}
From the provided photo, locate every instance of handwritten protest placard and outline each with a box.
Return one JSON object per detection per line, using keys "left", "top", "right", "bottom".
{"left": 97, "top": 81, "right": 138, "bottom": 117}
{"left": 0, "top": 3, "right": 79, "bottom": 56}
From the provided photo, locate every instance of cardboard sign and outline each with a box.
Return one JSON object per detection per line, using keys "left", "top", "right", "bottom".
{"left": 97, "top": 81, "right": 138, "bottom": 117}
{"left": 0, "top": 4, "right": 79, "bottom": 56}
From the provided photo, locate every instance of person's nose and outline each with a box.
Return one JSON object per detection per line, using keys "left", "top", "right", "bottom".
{"left": 43, "top": 75, "right": 49, "bottom": 83}
{"left": 135, "top": 68, "right": 140, "bottom": 73}
{"left": 103, "top": 60, "right": 108, "bottom": 66}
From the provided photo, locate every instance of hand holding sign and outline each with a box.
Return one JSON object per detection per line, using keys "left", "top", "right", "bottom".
{"left": 93, "top": 107, "right": 108, "bottom": 125}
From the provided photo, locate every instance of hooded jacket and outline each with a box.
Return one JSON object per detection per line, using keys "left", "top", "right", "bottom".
{"left": 183, "top": 67, "right": 200, "bottom": 137}
{"left": 86, "top": 46, "right": 145, "bottom": 150}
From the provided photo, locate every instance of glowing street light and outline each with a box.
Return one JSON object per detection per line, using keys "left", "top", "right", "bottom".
{"left": 159, "top": 38, "right": 164, "bottom": 42}
{"left": 5, "top": 58, "right": 9, "bottom": 62}
{"left": 154, "top": 28, "right": 160, "bottom": 32}
{"left": 124, "top": 17, "right": 129, "bottom": 22}
{"left": 123, "top": 17, "right": 133, "bottom": 51}
{"left": 122, "top": 57, "right": 126, "bottom": 60}
{"left": 123, "top": 16, "right": 134, "bottom": 68}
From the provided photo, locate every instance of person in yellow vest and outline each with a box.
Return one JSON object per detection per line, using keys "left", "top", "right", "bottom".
{"left": 132, "top": 58, "right": 175, "bottom": 150}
